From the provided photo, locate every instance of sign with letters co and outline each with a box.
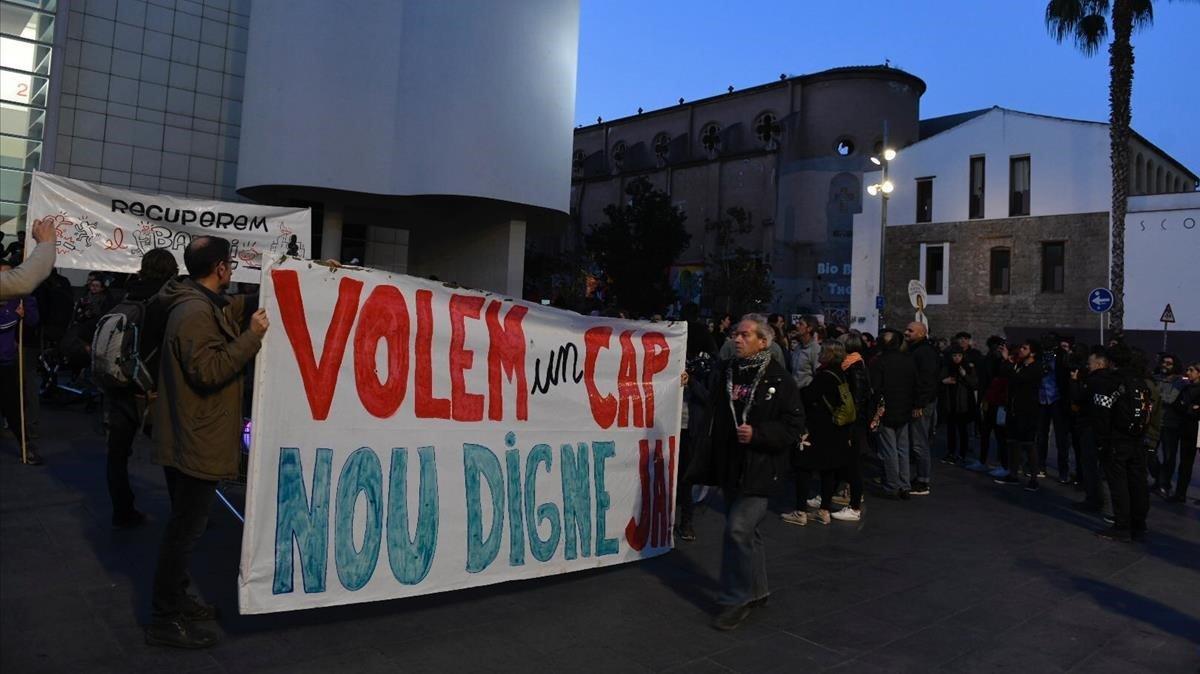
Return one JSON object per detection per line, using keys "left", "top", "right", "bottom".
{"left": 239, "top": 257, "right": 686, "bottom": 614}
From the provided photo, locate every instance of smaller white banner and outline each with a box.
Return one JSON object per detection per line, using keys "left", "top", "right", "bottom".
{"left": 25, "top": 171, "right": 311, "bottom": 284}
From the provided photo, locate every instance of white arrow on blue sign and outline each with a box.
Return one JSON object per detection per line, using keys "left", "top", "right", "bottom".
{"left": 1088, "top": 288, "right": 1114, "bottom": 313}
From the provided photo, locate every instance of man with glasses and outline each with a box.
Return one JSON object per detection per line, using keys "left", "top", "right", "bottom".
{"left": 146, "top": 236, "right": 269, "bottom": 649}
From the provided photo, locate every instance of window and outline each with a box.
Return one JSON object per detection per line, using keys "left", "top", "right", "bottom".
{"left": 341, "top": 222, "right": 367, "bottom": 266}
{"left": 653, "top": 132, "right": 671, "bottom": 165}
{"left": 1009, "top": 156, "right": 1030, "bottom": 216}
{"left": 571, "top": 149, "right": 584, "bottom": 177}
{"left": 969, "top": 156, "right": 985, "bottom": 219}
{"left": 915, "top": 178, "right": 933, "bottom": 223}
{"left": 754, "top": 112, "right": 780, "bottom": 149}
{"left": 989, "top": 247, "right": 1011, "bottom": 295}
{"left": 611, "top": 141, "right": 626, "bottom": 170}
{"left": 1041, "top": 241, "right": 1065, "bottom": 293}
{"left": 1, "top": 0, "right": 56, "bottom": 234}
{"left": 700, "top": 123, "right": 721, "bottom": 155}
{"left": 919, "top": 242, "right": 949, "bottom": 304}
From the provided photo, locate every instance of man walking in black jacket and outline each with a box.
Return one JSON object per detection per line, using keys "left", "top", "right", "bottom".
{"left": 904, "top": 322, "right": 939, "bottom": 495}
{"left": 691, "top": 314, "right": 805, "bottom": 631}
{"left": 1089, "top": 347, "right": 1150, "bottom": 541}
{"left": 995, "top": 340, "right": 1044, "bottom": 491}
{"left": 870, "top": 330, "right": 917, "bottom": 498}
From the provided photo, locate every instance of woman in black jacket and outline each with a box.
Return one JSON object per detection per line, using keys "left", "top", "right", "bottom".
{"left": 800, "top": 342, "right": 854, "bottom": 524}
{"left": 940, "top": 347, "right": 979, "bottom": 465}
{"left": 689, "top": 314, "right": 804, "bottom": 631}
{"left": 995, "top": 340, "right": 1044, "bottom": 490}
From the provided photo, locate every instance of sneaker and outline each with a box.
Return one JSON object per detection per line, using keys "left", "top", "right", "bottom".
{"left": 1056, "top": 478, "right": 1072, "bottom": 486}
{"left": 1036, "top": 470, "right": 1047, "bottom": 479}
{"left": 1024, "top": 480, "right": 1040, "bottom": 492}
{"left": 780, "top": 510, "right": 808, "bottom": 527}
{"left": 805, "top": 496, "right": 822, "bottom": 510}
{"left": 21, "top": 448, "right": 44, "bottom": 466}
{"left": 145, "top": 620, "right": 218, "bottom": 649}
{"left": 898, "top": 490, "right": 911, "bottom": 500}
{"left": 963, "top": 460, "right": 987, "bottom": 472}
{"left": 749, "top": 594, "right": 770, "bottom": 608}
{"left": 939, "top": 455, "right": 959, "bottom": 465}
{"left": 1095, "top": 527, "right": 1131, "bottom": 542}
{"left": 814, "top": 509, "right": 832, "bottom": 525}
{"left": 988, "top": 467, "right": 1009, "bottom": 479}
{"left": 910, "top": 483, "right": 930, "bottom": 496}
{"left": 832, "top": 492, "right": 851, "bottom": 507}
{"left": 180, "top": 596, "right": 219, "bottom": 622}
{"left": 112, "top": 510, "right": 147, "bottom": 530}
{"left": 712, "top": 603, "right": 753, "bottom": 631}
{"left": 831, "top": 508, "right": 862, "bottom": 522}
{"left": 676, "top": 523, "right": 697, "bottom": 542}
{"left": 994, "top": 475, "right": 1021, "bottom": 485}
{"left": 1102, "top": 514, "right": 1116, "bottom": 526}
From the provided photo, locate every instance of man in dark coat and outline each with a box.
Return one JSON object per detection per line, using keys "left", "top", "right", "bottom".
{"left": 994, "top": 340, "right": 1044, "bottom": 491}
{"left": 691, "top": 314, "right": 804, "bottom": 631}
{"left": 904, "top": 322, "right": 940, "bottom": 495}
{"left": 870, "top": 329, "right": 917, "bottom": 498}
{"left": 1089, "top": 346, "right": 1151, "bottom": 541}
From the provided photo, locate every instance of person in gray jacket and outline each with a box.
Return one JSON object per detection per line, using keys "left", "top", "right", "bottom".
{"left": 790, "top": 315, "right": 821, "bottom": 389}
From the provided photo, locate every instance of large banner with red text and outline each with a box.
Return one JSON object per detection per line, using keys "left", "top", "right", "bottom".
{"left": 238, "top": 257, "right": 687, "bottom": 614}
{"left": 26, "top": 171, "right": 310, "bottom": 284}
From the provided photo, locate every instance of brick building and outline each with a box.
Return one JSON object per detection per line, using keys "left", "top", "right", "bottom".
{"left": 569, "top": 65, "right": 926, "bottom": 321}
{"left": 850, "top": 107, "right": 1197, "bottom": 341}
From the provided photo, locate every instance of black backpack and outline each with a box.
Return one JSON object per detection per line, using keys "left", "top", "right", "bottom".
{"left": 1111, "top": 375, "right": 1154, "bottom": 437}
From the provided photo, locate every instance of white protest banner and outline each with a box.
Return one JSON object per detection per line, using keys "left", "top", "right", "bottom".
{"left": 25, "top": 171, "right": 310, "bottom": 284}
{"left": 239, "top": 257, "right": 686, "bottom": 614}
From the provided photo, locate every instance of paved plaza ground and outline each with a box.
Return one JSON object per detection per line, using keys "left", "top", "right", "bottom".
{"left": 2, "top": 405, "right": 1197, "bottom": 673}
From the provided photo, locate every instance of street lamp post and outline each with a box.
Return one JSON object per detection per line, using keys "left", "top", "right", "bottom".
{"left": 867, "top": 125, "right": 896, "bottom": 334}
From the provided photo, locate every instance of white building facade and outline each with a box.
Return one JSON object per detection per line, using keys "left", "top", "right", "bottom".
{"left": 850, "top": 107, "right": 1196, "bottom": 343}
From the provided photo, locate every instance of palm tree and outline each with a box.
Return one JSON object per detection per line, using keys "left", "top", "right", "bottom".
{"left": 1044, "top": 0, "right": 1155, "bottom": 334}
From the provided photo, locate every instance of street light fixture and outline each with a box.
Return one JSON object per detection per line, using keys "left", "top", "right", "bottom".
{"left": 866, "top": 126, "right": 897, "bottom": 332}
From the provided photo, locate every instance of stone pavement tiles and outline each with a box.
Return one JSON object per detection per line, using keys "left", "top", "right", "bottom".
{"left": 1, "top": 406, "right": 1198, "bottom": 672}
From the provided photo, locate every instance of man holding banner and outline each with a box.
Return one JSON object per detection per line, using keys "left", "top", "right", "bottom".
{"left": 692, "top": 314, "right": 805, "bottom": 631}
{"left": 146, "top": 236, "right": 269, "bottom": 649}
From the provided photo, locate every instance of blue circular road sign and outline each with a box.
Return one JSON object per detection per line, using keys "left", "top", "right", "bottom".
{"left": 1088, "top": 288, "right": 1114, "bottom": 313}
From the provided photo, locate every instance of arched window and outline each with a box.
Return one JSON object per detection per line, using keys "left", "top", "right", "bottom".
{"left": 1166, "top": 172, "right": 1174, "bottom": 194}
{"left": 572, "top": 149, "right": 584, "bottom": 177}
{"left": 611, "top": 141, "right": 626, "bottom": 171}
{"left": 1145, "top": 160, "right": 1155, "bottom": 193}
{"left": 653, "top": 132, "right": 671, "bottom": 166}
{"left": 1156, "top": 165, "right": 1164, "bottom": 193}
{"left": 753, "top": 111, "right": 780, "bottom": 149}
{"left": 1135, "top": 153, "right": 1144, "bottom": 194}
{"left": 700, "top": 123, "right": 721, "bottom": 156}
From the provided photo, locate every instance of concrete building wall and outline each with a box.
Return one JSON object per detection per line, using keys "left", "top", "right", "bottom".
{"left": 881, "top": 212, "right": 1110, "bottom": 339}
{"left": 1125, "top": 192, "right": 1200, "bottom": 332}
{"left": 50, "top": 0, "right": 250, "bottom": 201}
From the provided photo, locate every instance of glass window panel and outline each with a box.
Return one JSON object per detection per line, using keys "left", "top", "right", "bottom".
{"left": 916, "top": 178, "right": 933, "bottom": 223}
{"left": 1, "top": 36, "right": 53, "bottom": 75}
{"left": 989, "top": 247, "right": 1010, "bottom": 295}
{"left": 969, "top": 156, "right": 985, "bottom": 219}
{"left": 925, "top": 245, "right": 945, "bottom": 295}
{"left": 0, "top": 101, "right": 43, "bottom": 137}
{"left": 1, "top": 68, "right": 48, "bottom": 107}
{"left": 1041, "top": 241, "right": 1065, "bottom": 293}
{"left": 0, "top": 135, "right": 40, "bottom": 170}
{"left": 1010, "top": 157, "right": 1031, "bottom": 216}
{"left": 1, "top": 199, "right": 25, "bottom": 235}
{"left": 1, "top": 4, "right": 55, "bottom": 44}
{"left": 1, "top": 166, "right": 32, "bottom": 203}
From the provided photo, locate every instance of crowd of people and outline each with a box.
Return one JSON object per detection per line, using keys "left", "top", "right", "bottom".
{"left": 675, "top": 309, "right": 1200, "bottom": 630}
{"left": 2, "top": 226, "right": 1197, "bottom": 640}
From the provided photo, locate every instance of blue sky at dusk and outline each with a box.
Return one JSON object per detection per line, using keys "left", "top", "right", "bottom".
{"left": 575, "top": 0, "right": 1200, "bottom": 175}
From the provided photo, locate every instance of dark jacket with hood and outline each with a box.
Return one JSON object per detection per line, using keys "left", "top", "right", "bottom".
{"left": 908, "top": 338, "right": 940, "bottom": 408}
{"left": 688, "top": 358, "right": 805, "bottom": 496}
{"left": 870, "top": 348, "right": 917, "bottom": 428}
{"left": 152, "top": 278, "right": 261, "bottom": 481}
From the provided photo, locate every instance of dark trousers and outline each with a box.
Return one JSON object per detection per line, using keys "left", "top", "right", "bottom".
{"left": 675, "top": 433, "right": 694, "bottom": 528}
{"left": 820, "top": 460, "right": 862, "bottom": 510}
{"left": 1157, "top": 426, "right": 1184, "bottom": 492}
{"left": 980, "top": 404, "right": 1007, "bottom": 467}
{"left": 946, "top": 412, "right": 972, "bottom": 459}
{"left": 1172, "top": 422, "right": 1198, "bottom": 499}
{"left": 1101, "top": 441, "right": 1149, "bottom": 534}
{"left": 152, "top": 467, "right": 218, "bottom": 621}
{"left": 1076, "top": 425, "right": 1105, "bottom": 508}
{"left": 1008, "top": 440, "right": 1038, "bottom": 480}
{"left": 0, "top": 362, "right": 27, "bottom": 444}
{"left": 717, "top": 492, "right": 769, "bottom": 607}
{"left": 1037, "top": 399, "right": 1072, "bottom": 475}
{"left": 104, "top": 391, "right": 141, "bottom": 518}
